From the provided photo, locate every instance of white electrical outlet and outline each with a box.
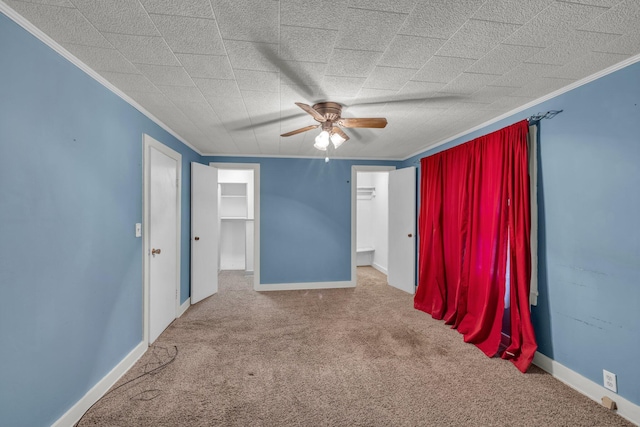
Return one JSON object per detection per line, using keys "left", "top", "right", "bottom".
{"left": 603, "top": 369, "right": 617, "bottom": 393}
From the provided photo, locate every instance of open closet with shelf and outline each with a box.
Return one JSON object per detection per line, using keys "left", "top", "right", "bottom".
{"left": 218, "top": 171, "right": 254, "bottom": 272}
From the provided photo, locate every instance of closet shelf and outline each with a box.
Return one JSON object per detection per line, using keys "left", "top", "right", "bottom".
{"left": 357, "top": 186, "right": 376, "bottom": 200}
{"left": 220, "top": 217, "right": 254, "bottom": 221}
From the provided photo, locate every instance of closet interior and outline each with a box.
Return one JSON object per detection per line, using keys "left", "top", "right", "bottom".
{"left": 218, "top": 169, "right": 254, "bottom": 273}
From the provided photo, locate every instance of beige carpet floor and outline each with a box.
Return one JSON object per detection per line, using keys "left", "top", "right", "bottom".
{"left": 77, "top": 267, "right": 633, "bottom": 426}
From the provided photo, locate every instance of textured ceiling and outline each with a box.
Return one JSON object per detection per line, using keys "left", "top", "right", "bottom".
{"left": 4, "top": 0, "right": 640, "bottom": 159}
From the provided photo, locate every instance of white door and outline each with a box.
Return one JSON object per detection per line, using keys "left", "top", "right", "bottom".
{"left": 191, "top": 162, "right": 218, "bottom": 304}
{"left": 149, "top": 146, "right": 179, "bottom": 343}
{"left": 388, "top": 167, "right": 416, "bottom": 294}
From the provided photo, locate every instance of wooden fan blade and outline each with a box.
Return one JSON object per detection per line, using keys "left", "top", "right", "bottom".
{"left": 332, "top": 127, "right": 349, "bottom": 142}
{"left": 339, "top": 118, "right": 387, "bottom": 128}
{"left": 280, "top": 124, "right": 319, "bottom": 137}
{"left": 295, "top": 102, "right": 326, "bottom": 122}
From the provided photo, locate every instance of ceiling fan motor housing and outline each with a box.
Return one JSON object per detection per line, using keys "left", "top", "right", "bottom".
{"left": 312, "top": 102, "right": 342, "bottom": 123}
{"left": 280, "top": 101, "right": 386, "bottom": 138}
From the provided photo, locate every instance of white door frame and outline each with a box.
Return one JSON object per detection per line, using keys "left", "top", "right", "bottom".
{"left": 143, "top": 134, "right": 182, "bottom": 345}
{"left": 351, "top": 165, "right": 396, "bottom": 285}
{"left": 210, "top": 162, "right": 260, "bottom": 291}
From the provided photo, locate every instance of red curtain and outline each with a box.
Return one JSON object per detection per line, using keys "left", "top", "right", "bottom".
{"left": 414, "top": 120, "right": 537, "bottom": 372}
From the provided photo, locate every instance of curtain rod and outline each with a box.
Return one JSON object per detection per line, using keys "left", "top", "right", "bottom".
{"left": 411, "top": 110, "right": 564, "bottom": 164}
{"left": 527, "top": 109, "right": 563, "bottom": 122}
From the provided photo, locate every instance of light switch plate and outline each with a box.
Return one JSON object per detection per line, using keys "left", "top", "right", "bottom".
{"left": 135, "top": 223, "right": 142, "bottom": 237}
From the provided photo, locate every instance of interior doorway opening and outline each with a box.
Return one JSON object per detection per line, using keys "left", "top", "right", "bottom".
{"left": 356, "top": 170, "right": 390, "bottom": 275}
{"left": 218, "top": 168, "right": 255, "bottom": 274}
{"left": 350, "top": 165, "right": 395, "bottom": 286}
{"left": 210, "top": 163, "right": 260, "bottom": 291}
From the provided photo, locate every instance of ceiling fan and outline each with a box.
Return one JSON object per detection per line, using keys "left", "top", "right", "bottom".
{"left": 230, "top": 44, "right": 464, "bottom": 155}
{"left": 280, "top": 102, "right": 387, "bottom": 151}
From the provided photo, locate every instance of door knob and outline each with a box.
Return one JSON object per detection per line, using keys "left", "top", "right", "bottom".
{"left": 151, "top": 248, "right": 161, "bottom": 255}
{"left": 194, "top": 237, "right": 200, "bottom": 241}
{"left": 408, "top": 233, "right": 413, "bottom": 237}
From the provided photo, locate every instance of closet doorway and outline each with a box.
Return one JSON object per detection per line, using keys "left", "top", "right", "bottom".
{"left": 210, "top": 163, "right": 260, "bottom": 290}
{"left": 356, "top": 170, "right": 390, "bottom": 273}
{"left": 351, "top": 165, "right": 416, "bottom": 293}
{"left": 350, "top": 166, "right": 395, "bottom": 283}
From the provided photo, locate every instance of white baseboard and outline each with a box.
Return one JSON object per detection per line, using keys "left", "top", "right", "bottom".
{"left": 178, "top": 298, "right": 190, "bottom": 317}
{"left": 533, "top": 352, "right": 640, "bottom": 426}
{"left": 255, "top": 280, "right": 355, "bottom": 292}
{"left": 372, "top": 263, "right": 388, "bottom": 275}
{"left": 52, "top": 341, "right": 146, "bottom": 427}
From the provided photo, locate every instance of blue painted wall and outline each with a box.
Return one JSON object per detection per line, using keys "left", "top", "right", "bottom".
{"left": 0, "top": 13, "right": 199, "bottom": 426}
{"left": 401, "top": 61, "right": 640, "bottom": 406}
{"left": 202, "top": 157, "right": 399, "bottom": 284}
{"left": 3, "top": 3, "right": 637, "bottom": 424}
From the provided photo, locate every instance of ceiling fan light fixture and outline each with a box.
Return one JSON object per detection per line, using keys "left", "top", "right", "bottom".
{"left": 314, "top": 130, "right": 330, "bottom": 151}
{"left": 330, "top": 132, "right": 346, "bottom": 149}
{"left": 281, "top": 102, "right": 385, "bottom": 154}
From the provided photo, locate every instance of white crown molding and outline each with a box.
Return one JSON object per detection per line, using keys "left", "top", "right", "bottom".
{"left": 402, "top": 53, "right": 640, "bottom": 162}
{"left": 533, "top": 352, "right": 640, "bottom": 426}
{"left": 51, "top": 342, "right": 146, "bottom": 427}
{"left": 0, "top": 2, "right": 203, "bottom": 156}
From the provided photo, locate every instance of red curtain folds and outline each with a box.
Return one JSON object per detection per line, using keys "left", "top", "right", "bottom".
{"left": 414, "top": 120, "right": 537, "bottom": 372}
